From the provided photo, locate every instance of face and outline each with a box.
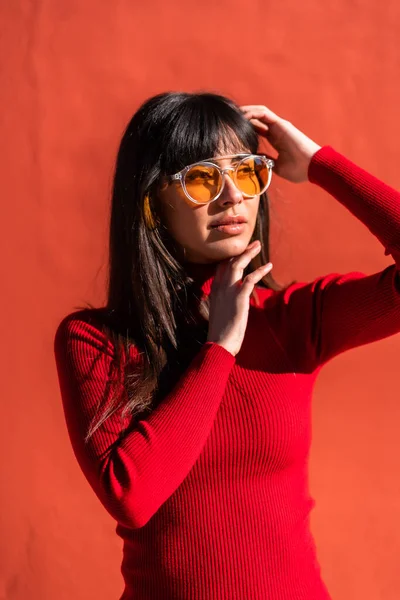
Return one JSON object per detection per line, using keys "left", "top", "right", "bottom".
{"left": 156, "top": 144, "right": 260, "bottom": 264}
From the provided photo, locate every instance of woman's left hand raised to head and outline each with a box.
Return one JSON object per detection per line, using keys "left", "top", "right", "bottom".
{"left": 240, "top": 105, "right": 322, "bottom": 183}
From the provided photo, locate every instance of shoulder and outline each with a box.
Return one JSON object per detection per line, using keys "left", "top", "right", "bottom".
{"left": 54, "top": 307, "right": 143, "bottom": 370}
{"left": 54, "top": 306, "right": 145, "bottom": 370}
{"left": 54, "top": 307, "right": 115, "bottom": 355}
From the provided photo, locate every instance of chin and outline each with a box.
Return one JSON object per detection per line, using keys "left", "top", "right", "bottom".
{"left": 185, "top": 233, "right": 254, "bottom": 263}
{"left": 208, "top": 237, "right": 251, "bottom": 261}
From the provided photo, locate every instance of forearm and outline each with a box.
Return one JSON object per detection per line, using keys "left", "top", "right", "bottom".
{"left": 55, "top": 318, "right": 235, "bottom": 530}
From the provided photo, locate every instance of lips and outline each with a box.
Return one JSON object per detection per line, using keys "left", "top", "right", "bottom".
{"left": 210, "top": 216, "right": 247, "bottom": 228}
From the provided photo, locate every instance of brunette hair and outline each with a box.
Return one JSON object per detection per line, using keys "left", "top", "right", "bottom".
{"left": 83, "top": 91, "right": 282, "bottom": 442}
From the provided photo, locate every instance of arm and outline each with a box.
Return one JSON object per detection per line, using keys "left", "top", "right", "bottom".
{"left": 54, "top": 311, "right": 235, "bottom": 529}
{"left": 264, "top": 148, "right": 400, "bottom": 369}
{"left": 269, "top": 263, "right": 400, "bottom": 371}
{"left": 240, "top": 105, "right": 400, "bottom": 369}
{"left": 309, "top": 146, "right": 400, "bottom": 273}
{"left": 285, "top": 146, "right": 400, "bottom": 367}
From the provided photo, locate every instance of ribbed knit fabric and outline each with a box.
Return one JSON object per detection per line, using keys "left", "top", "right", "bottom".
{"left": 54, "top": 146, "right": 400, "bottom": 600}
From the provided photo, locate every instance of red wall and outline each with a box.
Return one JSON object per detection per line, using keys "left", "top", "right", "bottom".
{"left": 1, "top": 2, "right": 400, "bottom": 599}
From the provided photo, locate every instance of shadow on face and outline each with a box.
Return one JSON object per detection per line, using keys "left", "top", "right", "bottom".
{"left": 156, "top": 140, "right": 261, "bottom": 264}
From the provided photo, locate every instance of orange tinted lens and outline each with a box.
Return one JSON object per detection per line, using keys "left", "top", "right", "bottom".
{"left": 184, "top": 164, "right": 222, "bottom": 203}
{"left": 235, "top": 157, "right": 269, "bottom": 196}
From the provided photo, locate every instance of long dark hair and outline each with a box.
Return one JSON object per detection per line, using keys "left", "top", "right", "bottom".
{"left": 84, "top": 91, "right": 283, "bottom": 442}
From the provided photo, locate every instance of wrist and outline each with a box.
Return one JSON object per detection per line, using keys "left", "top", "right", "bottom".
{"left": 304, "top": 142, "right": 322, "bottom": 180}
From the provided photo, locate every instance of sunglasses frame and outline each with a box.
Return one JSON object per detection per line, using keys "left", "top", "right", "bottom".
{"left": 168, "top": 153, "right": 275, "bottom": 205}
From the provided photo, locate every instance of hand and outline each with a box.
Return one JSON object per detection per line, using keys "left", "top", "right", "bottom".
{"left": 240, "top": 105, "right": 322, "bottom": 183}
{"left": 207, "top": 241, "right": 273, "bottom": 357}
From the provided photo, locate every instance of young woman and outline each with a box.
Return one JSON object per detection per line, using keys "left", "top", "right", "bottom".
{"left": 54, "top": 92, "right": 400, "bottom": 600}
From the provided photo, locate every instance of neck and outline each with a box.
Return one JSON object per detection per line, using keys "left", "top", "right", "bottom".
{"left": 184, "top": 260, "right": 219, "bottom": 297}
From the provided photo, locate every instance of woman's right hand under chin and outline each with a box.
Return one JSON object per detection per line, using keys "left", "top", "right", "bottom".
{"left": 206, "top": 241, "right": 273, "bottom": 356}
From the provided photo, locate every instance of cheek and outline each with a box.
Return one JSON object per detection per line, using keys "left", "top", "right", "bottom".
{"left": 173, "top": 209, "right": 208, "bottom": 244}
{"left": 160, "top": 184, "right": 198, "bottom": 216}
{"left": 162, "top": 193, "right": 207, "bottom": 244}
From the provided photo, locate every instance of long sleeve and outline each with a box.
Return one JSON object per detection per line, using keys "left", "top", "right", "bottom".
{"left": 260, "top": 146, "right": 400, "bottom": 371}
{"left": 309, "top": 146, "right": 400, "bottom": 267}
{"left": 54, "top": 311, "right": 236, "bottom": 529}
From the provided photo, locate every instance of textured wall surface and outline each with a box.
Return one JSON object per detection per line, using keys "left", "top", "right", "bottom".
{"left": 1, "top": 1, "right": 400, "bottom": 599}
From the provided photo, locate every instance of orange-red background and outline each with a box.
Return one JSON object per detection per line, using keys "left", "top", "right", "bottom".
{"left": 1, "top": 2, "right": 400, "bottom": 599}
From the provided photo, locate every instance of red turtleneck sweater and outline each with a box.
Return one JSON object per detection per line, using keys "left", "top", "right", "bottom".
{"left": 54, "top": 147, "right": 400, "bottom": 600}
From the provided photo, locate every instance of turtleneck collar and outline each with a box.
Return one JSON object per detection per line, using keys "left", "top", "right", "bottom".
{"left": 183, "top": 260, "right": 219, "bottom": 297}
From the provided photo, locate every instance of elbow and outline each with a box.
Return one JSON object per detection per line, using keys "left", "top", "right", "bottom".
{"left": 104, "top": 498, "right": 153, "bottom": 530}
{"left": 97, "top": 458, "right": 155, "bottom": 530}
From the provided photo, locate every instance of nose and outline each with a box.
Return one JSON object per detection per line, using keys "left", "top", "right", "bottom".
{"left": 216, "top": 170, "right": 243, "bottom": 206}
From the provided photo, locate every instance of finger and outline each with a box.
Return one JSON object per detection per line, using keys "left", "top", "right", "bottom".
{"left": 225, "top": 244, "right": 262, "bottom": 286}
{"left": 240, "top": 105, "right": 280, "bottom": 124}
{"left": 214, "top": 243, "right": 255, "bottom": 283}
{"left": 225, "top": 241, "right": 260, "bottom": 270}
{"left": 240, "top": 104, "right": 279, "bottom": 117}
{"left": 240, "top": 262, "right": 273, "bottom": 293}
{"left": 216, "top": 240, "right": 258, "bottom": 270}
{"left": 249, "top": 118, "right": 269, "bottom": 133}
{"left": 241, "top": 104, "right": 274, "bottom": 112}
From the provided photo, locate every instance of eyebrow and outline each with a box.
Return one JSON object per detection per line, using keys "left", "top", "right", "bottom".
{"left": 207, "top": 152, "right": 251, "bottom": 162}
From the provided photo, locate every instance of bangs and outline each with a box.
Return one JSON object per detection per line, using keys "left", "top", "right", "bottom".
{"left": 158, "top": 94, "right": 259, "bottom": 175}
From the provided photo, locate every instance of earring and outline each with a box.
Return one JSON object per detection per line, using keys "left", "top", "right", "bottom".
{"left": 143, "top": 194, "right": 158, "bottom": 230}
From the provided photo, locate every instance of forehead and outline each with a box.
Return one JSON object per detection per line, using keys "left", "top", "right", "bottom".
{"left": 215, "top": 131, "right": 251, "bottom": 156}
{"left": 192, "top": 134, "right": 251, "bottom": 166}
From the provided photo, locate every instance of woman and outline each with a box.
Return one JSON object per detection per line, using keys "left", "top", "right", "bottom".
{"left": 54, "top": 92, "right": 400, "bottom": 600}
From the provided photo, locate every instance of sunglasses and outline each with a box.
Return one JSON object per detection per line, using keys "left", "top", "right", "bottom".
{"left": 168, "top": 153, "right": 275, "bottom": 204}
